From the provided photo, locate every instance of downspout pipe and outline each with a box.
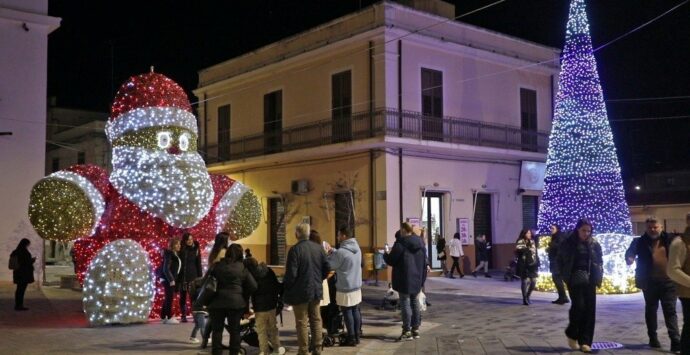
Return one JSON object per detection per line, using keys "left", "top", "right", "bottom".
{"left": 398, "top": 40, "right": 403, "bottom": 225}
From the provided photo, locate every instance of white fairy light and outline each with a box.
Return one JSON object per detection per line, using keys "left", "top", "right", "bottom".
{"left": 49, "top": 171, "right": 105, "bottom": 235}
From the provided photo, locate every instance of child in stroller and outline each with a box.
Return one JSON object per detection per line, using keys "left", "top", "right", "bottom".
{"left": 504, "top": 258, "right": 520, "bottom": 281}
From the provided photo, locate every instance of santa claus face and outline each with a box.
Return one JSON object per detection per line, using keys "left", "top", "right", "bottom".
{"left": 110, "top": 127, "right": 214, "bottom": 228}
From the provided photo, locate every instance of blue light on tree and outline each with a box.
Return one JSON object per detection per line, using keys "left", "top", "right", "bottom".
{"left": 537, "top": 0, "right": 632, "bottom": 236}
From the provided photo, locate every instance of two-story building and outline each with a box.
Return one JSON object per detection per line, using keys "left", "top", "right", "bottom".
{"left": 194, "top": 0, "right": 559, "bottom": 272}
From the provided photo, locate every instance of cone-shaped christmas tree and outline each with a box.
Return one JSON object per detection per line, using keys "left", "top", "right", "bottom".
{"left": 537, "top": 0, "right": 632, "bottom": 235}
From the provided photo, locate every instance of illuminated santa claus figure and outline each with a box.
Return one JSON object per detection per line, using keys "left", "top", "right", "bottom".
{"left": 28, "top": 72, "right": 261, "bottom": 321}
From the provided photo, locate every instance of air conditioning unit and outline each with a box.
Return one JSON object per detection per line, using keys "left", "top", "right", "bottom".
{"left": 291, "top": 179, "right": 310, "bottom": 195}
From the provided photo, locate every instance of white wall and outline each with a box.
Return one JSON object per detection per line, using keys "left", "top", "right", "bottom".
{"left": 0, "top": 1, "right": 59, "bottom": 281}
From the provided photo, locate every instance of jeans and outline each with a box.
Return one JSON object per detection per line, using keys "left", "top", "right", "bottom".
{"left": 190, "top": 312, "right": 207, "bottom": 338}
{"left": 521, "top": 277, "right": 536, "bottom": 302}
{"left": 643, "top": 279, "right": 680, "bottom": 343}
{"left": 399, "top": 293, "right": 421, "bottom": 332}
{"left": 450, "top": 257, "right": 463, "bottom": 277}
{"left": 552, "top": 273, "right": 568, "bottom": 301}
{"left": 681, "top": 298, "right": 690, "bottom": 355}
{"left": 565, "top": 283, "right": 596, "bottom": 346}
{"left": 255, "top": 310, "right": 281, "bottom": 355}
{"left": 293, "top": 300, "right": 322, "bottom": 355}
{"left": 474, "top": 261, "right": 488, "bottom": 273}
{"left": 15, "top": 282, "right": 28, "bottom": 308}
{"left": 160, "top": 281, "right": 176, "bottom": 319}
{"left": 341, "top": 304, "right": 362, "bottom": 340}
{"left": 210, "top": 308, "right": 243, "bottom": 355}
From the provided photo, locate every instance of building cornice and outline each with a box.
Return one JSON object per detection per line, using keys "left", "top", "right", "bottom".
{"left": 0, "top": 7, "right": 60, "bottom": 33}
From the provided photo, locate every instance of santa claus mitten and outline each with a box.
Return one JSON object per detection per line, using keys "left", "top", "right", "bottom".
{"left": 28, "top": 167, "right": 107, "bottom": 242}
{"left": 213, "top": 176, "right": 262, "bottom": 239}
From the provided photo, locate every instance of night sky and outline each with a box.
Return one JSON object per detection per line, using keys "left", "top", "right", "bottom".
{"left": 47, "top": 0, "right": 690, "bottom": 180}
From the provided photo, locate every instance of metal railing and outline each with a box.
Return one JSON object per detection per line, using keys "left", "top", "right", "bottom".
{"left": 204, "top": 108, "right": 549, "bottom": 163}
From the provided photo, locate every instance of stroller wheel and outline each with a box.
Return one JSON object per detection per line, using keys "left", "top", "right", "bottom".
{"left": 323, "top": 335, "right": 335, "bottom": 347}
{"left": 238, "top": 347, "right": 247, "bottom": 355}
{"left": 338, "top": 333, "right": 347, "bottom": 344}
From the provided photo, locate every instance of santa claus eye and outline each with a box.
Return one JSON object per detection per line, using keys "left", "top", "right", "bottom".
{"left": 179, "top": 133, "right": 190, "bottom": 151}
{"left": 156, "top": 131, "right": 172, "bottom": 149}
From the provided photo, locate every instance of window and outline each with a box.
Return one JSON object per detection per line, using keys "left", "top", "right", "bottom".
{"left": 264, "top": 91, "right": 282, "bottom": 154}
{"left": 51, "top": 158, "right": 60, "bottom": 172}
{"left": 332, "top": 70, "right": 352, "bottom": 143}
{"left": 77, "top": 152, "right": 85, "bottom": 164}
{"left": 421, "top": 68, "right": 443, "bottom": 141}
{"left": 520, "top": 88, "right": 537, "bottom": 151}
{"left": 521, "top": 195, "right": 538, "bottom": 230}
{"left": 218, "top": 105, "right": 231, "bottom": 160}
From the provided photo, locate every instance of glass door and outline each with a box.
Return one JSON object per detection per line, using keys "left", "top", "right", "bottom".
{"left": 421, "top": 192, "right": 443, "bottom": 269}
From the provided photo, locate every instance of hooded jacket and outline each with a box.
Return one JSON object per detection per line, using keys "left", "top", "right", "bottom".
{"left": 383, "top": 235, "right": 427, "bottom": 295}
{"left": 328, "top": 238, "right": 363, "bottom": 293}
{"left": 248, "top": 262, "right": 282, "bottom": 312}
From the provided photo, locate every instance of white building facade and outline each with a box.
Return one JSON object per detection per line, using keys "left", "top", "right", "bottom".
{"left": 0, "top": 1, "right": 59, "bottom": 282}
{"left": 194, "top": 1, "right": 558, "bottom": 271}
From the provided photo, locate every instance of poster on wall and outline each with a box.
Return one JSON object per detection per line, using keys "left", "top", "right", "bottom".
{"left": 457, "top": 218, "right": 471, "bottom": 245}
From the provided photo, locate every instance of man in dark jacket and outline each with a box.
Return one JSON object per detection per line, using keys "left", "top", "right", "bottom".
{"left": 625, "top": 217, "right": 680, "bottom": 352}
{"left": 384, "top": 223, "right": 427, "bottom": 341}
{"left": 283, "top": 223, "right": 330, "bottom": 355}
{"left": 547, "top": 225, "right": 569, "bottom": 304}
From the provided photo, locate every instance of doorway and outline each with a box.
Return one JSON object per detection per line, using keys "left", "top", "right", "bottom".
{"left": 473, "top": 193, "right": 493, "bottom": 268}
{"left": 421, "top": 192, "right": 444, "bottom": 269}
{"left": 268, "top": 197, "right": 286, "bottom": 265}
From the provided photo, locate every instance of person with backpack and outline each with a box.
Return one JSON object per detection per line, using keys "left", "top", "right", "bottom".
{"left": 515, "top": 229, "right": 539, "bottom": 305}
{"left": 245, "top": 257, "right": 285, "bottom": 355}
{"left": 9, "top": 238, "right": 36, "bottom": 311}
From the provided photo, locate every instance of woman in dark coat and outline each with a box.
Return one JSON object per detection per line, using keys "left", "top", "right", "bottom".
{"left": 11, "top": 238, "right": 35, "bottom": 311}
{"left": 179, "top": 232, "right": 202, "bottom": 322}
{"left": 515, "top": 229, "right": 539, "bottom": 305}
{"left": 209, "top": 243, "right": 257, "bottom": 355}
{"left": 436, "top": 235, "right": 449, "bottom": 277}
{"left": 557, "top": 219, "right": 603, "bottom": 353}
{"left": 160, "top": 237, "right": 182, "bottom": 323}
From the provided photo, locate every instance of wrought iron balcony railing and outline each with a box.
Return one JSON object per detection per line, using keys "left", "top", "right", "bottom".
{"left": 204, "top": 108, "right": 549, "bottom": 163}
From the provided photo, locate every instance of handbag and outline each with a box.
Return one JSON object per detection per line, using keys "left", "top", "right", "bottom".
{"left": 418, "top": 291, "right": 427, "bottom": 312}
{"left": 570, "top": 269, "right": 590, "bottom": 287}
{"left": 194, "top": 265, "right": 217, "bottom": 307}
{"left": 437, "top": 251, "right": 445, "bottom": 259}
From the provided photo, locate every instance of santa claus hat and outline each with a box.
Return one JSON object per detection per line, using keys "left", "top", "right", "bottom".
{"left": 105, "top": 71, "right": 198, "bottom": 142}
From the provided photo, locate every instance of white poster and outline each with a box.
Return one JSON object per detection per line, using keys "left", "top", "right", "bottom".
{"left": 457, "top": 218, "right": 471, "bottom": 245}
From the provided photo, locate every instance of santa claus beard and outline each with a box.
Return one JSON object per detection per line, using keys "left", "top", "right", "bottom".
{"left": 110, "top": 146, "right": 214, "bottom": 229}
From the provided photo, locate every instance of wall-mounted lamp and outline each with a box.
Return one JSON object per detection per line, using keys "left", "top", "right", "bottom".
{"left": 517, "top": 188, "right": 526, "bottom": 195}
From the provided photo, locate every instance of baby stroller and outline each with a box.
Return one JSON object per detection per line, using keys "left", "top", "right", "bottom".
{"left": 321, "top": 276, "right": 347, "bottom": 347}
{"left": 379, "top": 283, "right": 399, "bottom": 310}
{"left": 239, "top": 304, "right": 285, "bottom": 354}
{"left": 504, "top": 258, "right": 520, "bottom": 281}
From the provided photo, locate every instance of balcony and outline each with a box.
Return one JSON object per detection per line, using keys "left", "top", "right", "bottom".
{"left": 204, "top": 108, "right": 549, "bottom": 163}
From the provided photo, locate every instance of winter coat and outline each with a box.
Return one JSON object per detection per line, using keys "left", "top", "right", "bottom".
{"left": 209, "top": 259, "right": 257, "bottom": 310}
{"left": 557, "top": 232, "right": 603, "bottom": 288}
{"left": 162, "top": 249, "right": 182, "bottom": 284}
{"left": 625, "top": 231, "right": 676, "bottom": 289}
{"left": 475, "top": 239, "right": 489, "bottom": 262}
{"left": 248, "top": 263, "right": 282, "bottom": 312}
{"left": 383, "top": 235, "right": 427, "bottom": 295}
{"left": 327, "top": 238, "right": 363, "bottom": 293}
{"left": 282, "top": 239, "right": 330, "bottom": 305}
{"left": 179, "top": 241, "right": 203, "bottom": 283}
{"left": 449, "top": 238, "right": 463, "bottom": 258}
{"left": 547, "top": 231, "right": 567, "bottom": 273}
{"left": 515, "top": 238, "right": 539, "bottom": 278}
{"left": 11, "top": 247, "right": 34, "bottom": 285}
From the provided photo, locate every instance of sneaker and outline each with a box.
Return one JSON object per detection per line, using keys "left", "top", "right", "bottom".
{"left": 411, "top": 329, "right": 420, "bottom": 339}
{"left": 460, "top": 273, "right": 464, "bottom": 278}
{"left": 649, "top": 337, "right": 661, "bottom": 348}
{"left": 581, "top": 344, "right": 591, "bottom": 353}
{"left": 397, "top": 331, "right": 413, "bottom": 341}
{"left": 189, "top": 337, "right": 200, "bottom": 344}
{"left": 161, "top": 318, "right": 168, "bottom": 324}
{"left": 567, "top": 336, "right": 579, "bottom": 350}
{"left": 181, "top": 316, "right": 188, "bottom": 323}
{"left": 484, "top": 273, "right": 492, "bottom": 278}
{"left": 472, "top": 271, "right": 477, "bottom": 278}
{"left": 166, "top": 318, "right": 180, "bottom": 324}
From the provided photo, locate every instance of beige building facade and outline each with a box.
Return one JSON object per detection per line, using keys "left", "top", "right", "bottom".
{"left": 194, "top": 1, "right": 559, "bottom": 272}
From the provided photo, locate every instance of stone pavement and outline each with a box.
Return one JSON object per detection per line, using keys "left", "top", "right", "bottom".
{"left": 0, "top": 274, "right": 682, "bottom": 354}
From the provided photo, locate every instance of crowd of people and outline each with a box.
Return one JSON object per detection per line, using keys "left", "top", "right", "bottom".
{"left": 12, "top": 214, "right": 690, "bottom": 354}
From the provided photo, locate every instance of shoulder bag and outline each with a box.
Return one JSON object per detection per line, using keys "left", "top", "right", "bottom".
{"left": 194, "top": 265, "right": 217, "bottom": 307}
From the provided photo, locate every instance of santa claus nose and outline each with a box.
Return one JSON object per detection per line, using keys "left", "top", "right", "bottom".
{"left": 167, "top": 145, "right": 181, "bottom": 155}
